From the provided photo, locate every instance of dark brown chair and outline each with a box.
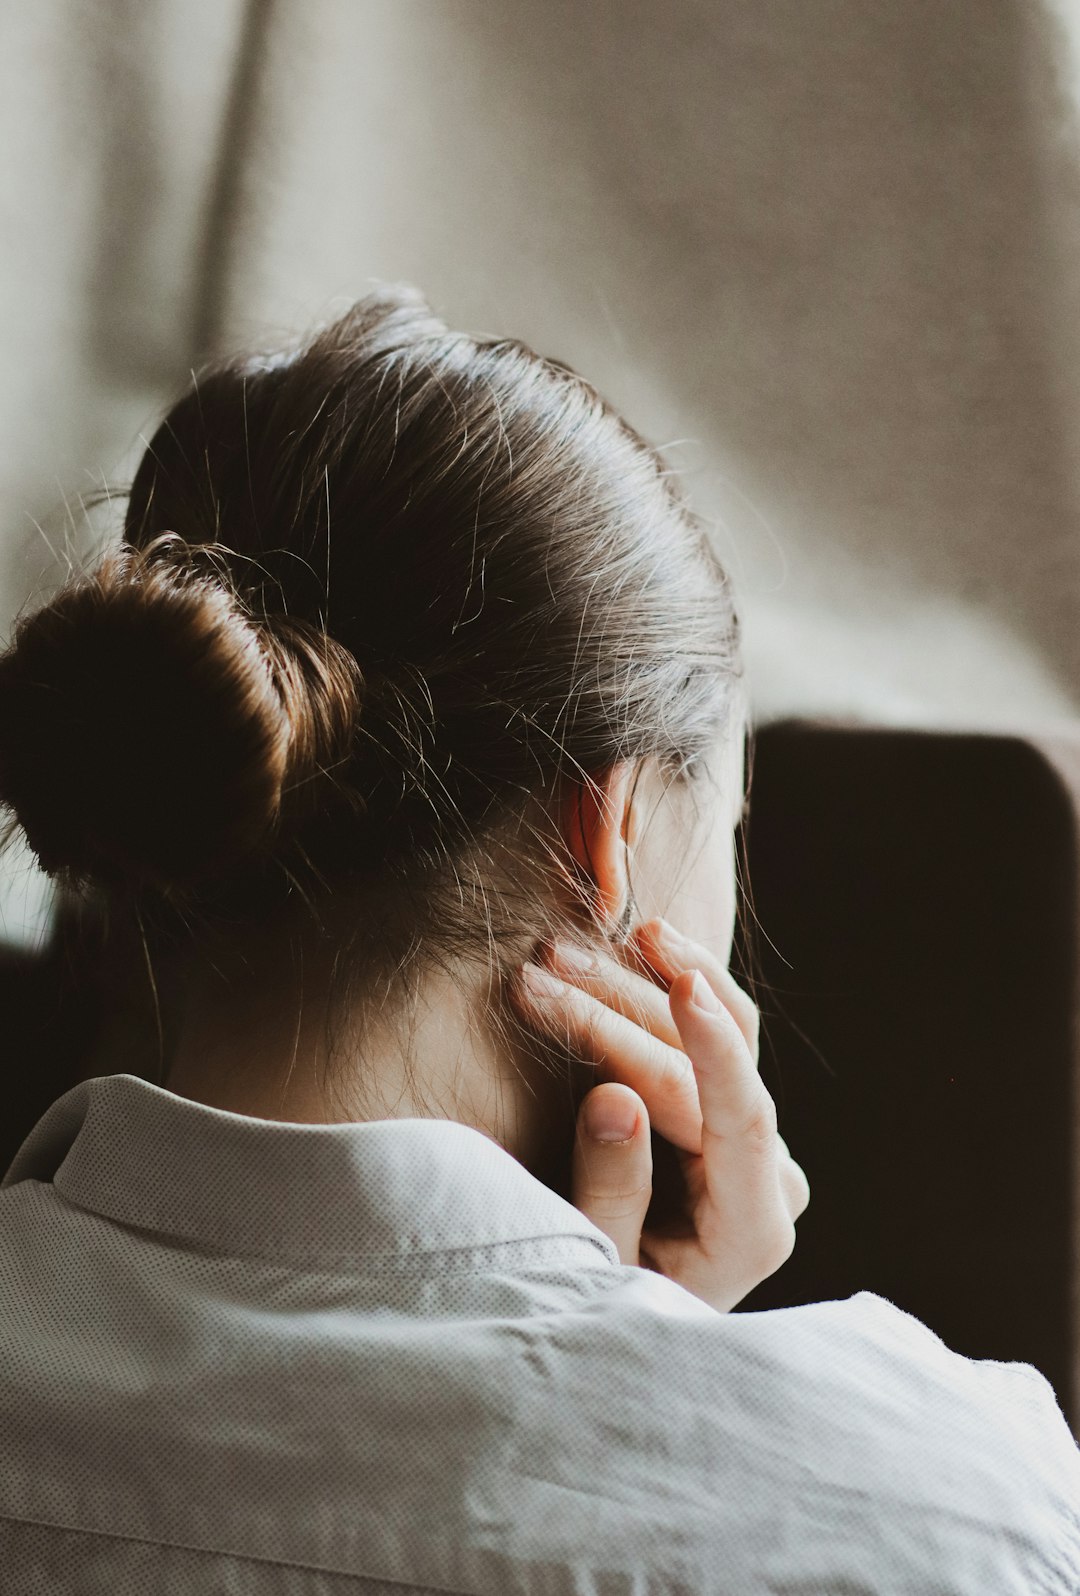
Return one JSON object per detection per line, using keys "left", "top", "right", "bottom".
{"left": 735, "top": 719, "right": 1079, "bottom": 1437}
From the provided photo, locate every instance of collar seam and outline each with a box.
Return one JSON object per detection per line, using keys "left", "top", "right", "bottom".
{"left": 47, "top": 1179, "right": 617, "bottom": 1275}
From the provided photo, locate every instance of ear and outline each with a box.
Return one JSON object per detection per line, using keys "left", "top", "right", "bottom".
{"left": 564, "top": 762, "right": 639, "bottom": 931}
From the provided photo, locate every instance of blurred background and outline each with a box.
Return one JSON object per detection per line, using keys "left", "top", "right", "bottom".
{"left": 6, "top": 0, "right": 1080, "bottom": 936}
{"left": 2, "top": 1, "right": 1079, "bottom": 1426}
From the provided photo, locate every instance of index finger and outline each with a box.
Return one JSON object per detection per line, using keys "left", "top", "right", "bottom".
{"left": 511, "top": 963, "right": 706, "bottom": 1154}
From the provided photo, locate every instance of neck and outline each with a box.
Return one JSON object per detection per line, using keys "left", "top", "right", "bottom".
{"left": 162, "top": 927, "right": 584, "bottom": 1195}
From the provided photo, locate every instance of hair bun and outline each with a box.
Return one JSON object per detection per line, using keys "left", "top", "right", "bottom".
{"left": 0, "top": 540, "right": 298, "bottom": 891}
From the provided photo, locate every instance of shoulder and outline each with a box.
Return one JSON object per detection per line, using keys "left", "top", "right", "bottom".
{"left": 545, "top": 1273, "right": 1080, "bottom": 1592}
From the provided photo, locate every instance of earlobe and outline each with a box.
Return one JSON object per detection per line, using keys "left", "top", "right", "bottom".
{"left": 564, "top": 762, "right": 636, "bottom": 930}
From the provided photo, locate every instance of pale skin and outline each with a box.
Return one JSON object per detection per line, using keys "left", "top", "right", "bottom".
{"left": 166, "top": 715, "right": 810, "bottom": 1312}
{"left": 509, "top": 718, "right": 810, "bottom": 1309}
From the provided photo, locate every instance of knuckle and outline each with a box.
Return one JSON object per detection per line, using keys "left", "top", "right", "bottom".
{"left": 741, "top": 1082, "right": 778, "bottom": 1145}
{"left": 575, "top": 1001, "right": 612, "bottom": 1065}
{"left": 750, "top": 1214, "right": 796, "bottom": 1275}
{"left": 578, "top": 1177, "right": 653, "bottom": 1215}
{"left": 768, "top": 1217, "right": 797, "bottom": 1269}
{"left": 658, "top": 1042, "right": 696, "bottom": 1094}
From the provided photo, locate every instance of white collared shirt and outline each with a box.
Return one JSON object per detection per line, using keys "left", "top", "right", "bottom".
{"left": 1, "top": 1071, "right": 1078, "bottom": 1594}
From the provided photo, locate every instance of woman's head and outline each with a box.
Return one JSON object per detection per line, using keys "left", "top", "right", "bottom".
{"left": 0, "top": 286, "right": 746, "bottom": 1124}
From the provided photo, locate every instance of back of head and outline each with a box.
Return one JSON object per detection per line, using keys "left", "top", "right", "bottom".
{"left": 0, "top": 285, "right": 742, "bottom": 1005}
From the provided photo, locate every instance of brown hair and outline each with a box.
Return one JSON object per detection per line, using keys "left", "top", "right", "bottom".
{"left": 0, "top": 286, "right": 745, "bottom": 1112}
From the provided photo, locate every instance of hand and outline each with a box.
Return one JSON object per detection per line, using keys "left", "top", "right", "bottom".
{"left": 509, "top": 917, "right": 810, "bottom": 1312}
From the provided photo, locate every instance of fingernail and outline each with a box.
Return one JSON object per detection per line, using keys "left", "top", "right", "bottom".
{"left": 586, "top": 1097, "right": 638, "bottom": 1142}
{"left": 550, "top": 940, "right": 598, "bottom": 975}
{"left": 690, "top": 969, "right": 721, "bottom": 1013}
{"left": 521, "top": 962, "right": 566, "bottom": 1000}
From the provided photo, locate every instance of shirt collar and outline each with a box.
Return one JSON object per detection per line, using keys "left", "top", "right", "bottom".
{"left": 2, "top": 1072, "right": 620, "bottom": 1273}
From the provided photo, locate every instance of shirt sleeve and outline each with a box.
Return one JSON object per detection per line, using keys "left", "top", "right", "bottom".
{"left": 587, "top": 1268, "right": 1080, "bottom": 1592}
{"left": 839, "top": 1291, "right": 1080, "bottom": 1592}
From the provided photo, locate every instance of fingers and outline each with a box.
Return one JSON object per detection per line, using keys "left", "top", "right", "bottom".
{"left": 540, "top": 920, "right": 759, "bottom": 1065}
{"left": 569, "top": 1083, "right": 653, "bottom": 1266}
{"left": 513, "top": 931, "right": 810, "bottom": 1310}
{"left": 776, "top": 1132, "right": 812, "bottom": 1221}
{"left": 511, "top": 920, "right": 765, "bottom": 1159}
{"left": 667, "top": 970, "right": 766, "bottom": 1147}
{"left": 665, "top": 969, "right": 793, "bottom": 1271}
{"left": 513, "top": 962, "right": 705, "bottom": 1154}
{"left": 541, "top": 937, "right": 684, "bottom": 1051}
{"left": 540, "top": 919, "right": 759, "bottom": 1064}
{"left": 632, "top": 919, "right": 760, "bottom": 1059}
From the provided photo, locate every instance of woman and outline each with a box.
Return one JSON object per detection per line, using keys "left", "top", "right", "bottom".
{"left": 0, "top": 287, "right": 1075, "bottom": 1593}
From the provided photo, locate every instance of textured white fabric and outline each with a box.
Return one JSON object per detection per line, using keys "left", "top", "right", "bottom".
{"left": 1, "top": 1071, "right": 1078, "bottom": 1595}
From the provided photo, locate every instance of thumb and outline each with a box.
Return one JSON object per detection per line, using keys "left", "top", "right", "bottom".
{"left": 571, "top": 1083, "right": 653, "bottom": 1266}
